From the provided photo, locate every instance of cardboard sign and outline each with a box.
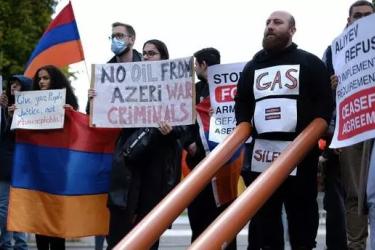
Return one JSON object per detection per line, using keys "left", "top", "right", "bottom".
{"left": 11, "top": 89, "right": 66, "bottom": 130}
{"left": 207, "top": 62, "right": 245, "bottom": 143}
{"left": 91, "top": 57, "right": 195, "bottom": 128}
{"left": 330, "top": 14, "right": 375, "bottom": 148}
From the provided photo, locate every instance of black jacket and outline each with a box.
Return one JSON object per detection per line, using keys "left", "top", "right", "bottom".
{"left": 0, "top": 75, "right": 32, "bottom": 181}
{"left": 108, "top": 125, "right": 184, "bottom": 219}
{"left": 107, "top": 49, "right": 142, "bottom": 64}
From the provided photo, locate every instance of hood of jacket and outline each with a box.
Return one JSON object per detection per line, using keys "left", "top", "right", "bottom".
{"left": 6, "top": 74, "right": 32, "bottom": 100}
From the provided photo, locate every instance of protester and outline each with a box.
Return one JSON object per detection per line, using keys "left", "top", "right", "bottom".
{"left": 31, "top": 65, "right": 78, "bottom": 250}
{"left": 322, "top": 1, "right": 374, "bottom": 249}
{"left": 235, "top": 11, "right": 333, "bottom": 249}
{"left": 103, "top": 39, "right": 184, "bottom": 249}
{"left": 340, "top": 3, "right": 374, "bottom": 249}
{"left": 365, "top": 139, "right": 375, "bottom": 250}
{"left": 87, "top": 22, "right": 143, "bottom": 250}
{"left": 182, "top": 47, "right": 240, "bottom": 250}
{"left": 320, "top": 45, "right": 348, "bottom": 250}
{"left": 0, "top": 75, "right": 31, "bottom": 250}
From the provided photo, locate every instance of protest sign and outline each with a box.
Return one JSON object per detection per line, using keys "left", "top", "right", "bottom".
{"left": 91, "top": 57, "right": 195, "bottom": 128}
{"left": 330, "top": 14, "right": 375, "bottom": 148}
{"left": 207, "top": 62, "right": 245, "bottom": 143}
{"left": 11, "top": 89, "right": 66, "bottom": 130}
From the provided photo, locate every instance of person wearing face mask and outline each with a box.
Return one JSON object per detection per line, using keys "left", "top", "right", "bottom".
{"left": 88, "top": 22, "right": 143, "bottom": 250}
{"left": 108, "top": 22, "right": 142, "bottom": 64}
{"left": 86, "top": 22, "right": 142, "bottom": 115}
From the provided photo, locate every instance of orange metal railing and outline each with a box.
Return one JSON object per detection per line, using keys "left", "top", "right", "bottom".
{"left": 114, "top": 122, "right": 252, "bottom": 250}
{"left": 189, "top": 118, "right": 327, "bottom": 249}
{"left": 114, "top": 118, "right": 327, "bottom": 250}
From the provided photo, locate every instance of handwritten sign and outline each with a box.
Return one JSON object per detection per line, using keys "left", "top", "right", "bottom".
{"left": 91, "top": 57, "right": 195, "bottom": 128}
{"left": 207, "top": 62, "right": 245, "bottom": 143}
{"left": 11, "top": 89, "right": 66, "bottom": 130}
{"left": 330, "top": 14, "right": 375, "bottom": 148}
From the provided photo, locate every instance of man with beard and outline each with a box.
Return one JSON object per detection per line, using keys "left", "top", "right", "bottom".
{"left": 234, "top": 11, "right": 334, "bottom": 249}
{"left": 87, "top": 22, "right": 142, "bottom": 250}
{"left": 86, "top": 22, "right": 142, "bottom": 113}
{"left": 183, "top": 48, "right": 238, "bottom": 250}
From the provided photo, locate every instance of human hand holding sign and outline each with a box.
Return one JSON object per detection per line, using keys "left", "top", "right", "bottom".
{"left": 157, "top": 121, "right": 173, "bottom": 135}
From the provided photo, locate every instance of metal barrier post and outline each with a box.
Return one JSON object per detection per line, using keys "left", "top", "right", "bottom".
{"left": 114, "top": 122, "right": 252, "bottom": 250}
{"left": 189, "top": 118, "right": 327, "bottom": 250}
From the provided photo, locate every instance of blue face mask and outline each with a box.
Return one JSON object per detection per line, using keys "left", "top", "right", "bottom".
{"left": 111, "top": 38, "right": 127, "bottom": 55}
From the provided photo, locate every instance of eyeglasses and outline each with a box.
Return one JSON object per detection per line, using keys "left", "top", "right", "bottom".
{"left": 143, "top": 51, "right": 160, "bottom": 57}
{"left": 109, "top": 33, "right": 130, "bottom": 40}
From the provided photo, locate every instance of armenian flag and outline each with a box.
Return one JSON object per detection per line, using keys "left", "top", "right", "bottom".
{"left": 190, "top": 97, "right": 244, "bottom": 206}
{"left": 24, "top": 2, "right": 84, "bottom": 78}
{"left": 7, "top": 110, "right": 120, "bottom": 237}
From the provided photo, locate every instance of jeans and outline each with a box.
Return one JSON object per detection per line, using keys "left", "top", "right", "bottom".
{"left": 322, "top": 153, "right": 348, "bottom": 250}
{"left": 367, "top": 144, "right": 375, "bottom": 250}
{"left": 0, "top": 181, "right": 28, "bottom": 250}
{"left": 340, "top": 144, "right": 368, "bottom": 249}
{"left": 95, "top": 236, "right": 105, "bottom": 250}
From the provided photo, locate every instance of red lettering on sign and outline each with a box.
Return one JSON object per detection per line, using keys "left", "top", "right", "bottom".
{"left": 215, "top": 85, "right": 237, "bottom": 102}
{"left": 338, "top": 86, "right": 375, "bottom": 140}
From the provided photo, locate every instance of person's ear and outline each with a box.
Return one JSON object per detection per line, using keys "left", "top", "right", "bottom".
{"left": 202, "top": 60, "right": 208, "bottom": 70}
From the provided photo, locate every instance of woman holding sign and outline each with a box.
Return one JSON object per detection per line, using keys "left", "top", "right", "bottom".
{"left": 31, "top": 65, "right": 78, "bottom": 250}
{"left": 105, "top": 39, "right": 185, "bottom": 250}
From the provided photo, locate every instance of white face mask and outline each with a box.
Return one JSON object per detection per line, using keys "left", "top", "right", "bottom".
{"left": 111, "top": 37, "right": 127, "bottom": 55}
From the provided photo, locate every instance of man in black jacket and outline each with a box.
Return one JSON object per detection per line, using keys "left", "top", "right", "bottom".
{"left": 235, "top": 11, "right": 334, "bottom": 249}
{"left": 183, "top": 48, "right": 237, "bottom": 250}
{"left": 88, "top": 22, "right": 143, "bottom": 250}
{"left": 321, "top": 2, "right": 374, "bottom": 249}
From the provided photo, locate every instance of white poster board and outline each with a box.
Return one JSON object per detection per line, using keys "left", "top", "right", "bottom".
{"left": 330, "top": 14, "right": 375, "bottom": 148}
{"left": 11, "top": 89, "right": 66, "bottom": 130}
{"left": 91, "top": 57, "right": 195, "bottom": 128}
{"left": 207, "top": 62, "right": 245, "bottom": 143}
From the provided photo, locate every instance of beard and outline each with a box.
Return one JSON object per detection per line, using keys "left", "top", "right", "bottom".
{"left": 262, "top": 31, "right": 291, "bottom": 52}
{"left": 197, "top": 73, "right": 206, "bottom": 82}
{"left": 117, "top": 46, "right": 131, "bottom": 57}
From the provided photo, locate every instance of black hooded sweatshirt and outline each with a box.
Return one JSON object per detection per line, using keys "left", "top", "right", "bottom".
{"left": 235, "top": 43, "right": 334, "bottom": 142}
{"left": 0, "top": 75, "right": 32, "bottom": 181}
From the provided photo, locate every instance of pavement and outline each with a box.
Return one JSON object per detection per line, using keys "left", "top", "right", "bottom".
{"left": 24, "top": 193, "right": 370, "bottom": 249}
{"left": 25, "top": 215, "right": 327, "bottom": 249}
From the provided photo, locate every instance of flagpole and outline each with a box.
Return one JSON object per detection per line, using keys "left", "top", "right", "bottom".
{"left": 69, "top": 0, "right": 93, "bottom": 116}
{"left": 69, "top": 0, "right": 90, "bottom": 81}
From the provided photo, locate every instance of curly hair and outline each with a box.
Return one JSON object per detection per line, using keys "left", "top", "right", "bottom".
{"left": 32, "top": 65, "right": 79, "bottom": 110}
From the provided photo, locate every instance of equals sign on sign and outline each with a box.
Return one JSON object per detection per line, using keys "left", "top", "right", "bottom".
{"left": 265, "top": 107, "right": 281, "bottom": 120}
